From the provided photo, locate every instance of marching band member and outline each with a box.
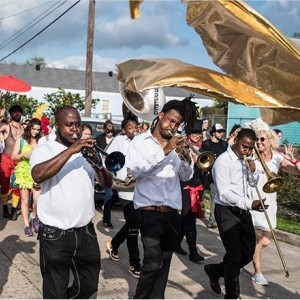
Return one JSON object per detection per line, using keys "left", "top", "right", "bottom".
{"left": 30, "top": 106, "right": 112, "bottom": 298}
{"left": 126, "top": 97, "right": 198, "bottom": 299}
{"left": 204, "top": 128, "right": 264, "bottom": 299}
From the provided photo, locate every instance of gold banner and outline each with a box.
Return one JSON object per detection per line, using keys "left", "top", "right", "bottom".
{"left": 117, "top": 58, "right": 292, "bottom": 109}
{"left": 129, "top": 0, "right": 143, "bottom": 19}
{"left": 185, "top": 0, "right": 300, "bottom": 124}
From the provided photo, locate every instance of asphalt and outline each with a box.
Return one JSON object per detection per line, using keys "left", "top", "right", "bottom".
{"left": 1, "top": 206, "right": 300, "bottom": 299}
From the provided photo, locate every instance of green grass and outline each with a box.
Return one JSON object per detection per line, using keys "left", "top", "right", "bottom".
{"left": 277, "top": 216, "right": 300, "bottom": 236}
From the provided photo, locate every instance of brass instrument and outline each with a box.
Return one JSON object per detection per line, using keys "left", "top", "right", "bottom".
{"left": 176, "top": 140, "right": 215, "bottom": 170}
{"left": 111, "top": 173, "right": 136, "bottom": 192}
{"left": 81, "top": 143, "right": 125, "bottom": 173}
{"left": 243, "top": 153, "right": 289, "bottom": 278}
{"left": 254, "top": 144, "right": 287, "bottom": 193}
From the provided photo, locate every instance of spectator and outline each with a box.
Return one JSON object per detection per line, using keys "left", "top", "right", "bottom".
{"left": 81, "top": 124, "right": 93, "bottom": 139}
{"left": 202, "top": 118, "right": 210, "bottom": 141}
{"left": 11, "top": 118, "right": 42, "bottom": 236}
{"left": 201, "top": 123, "right": 228, "bottom": 228}
{"left": 227, "top": 124, "right": 242, "bottom": 145}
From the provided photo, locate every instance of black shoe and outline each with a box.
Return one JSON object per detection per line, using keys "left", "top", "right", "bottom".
{"left": 10, "top": 207, "right": 18, "bottom": 221}
{"left": 204, "top": 264, "right": 221, "bottom": 294}
{"left": 189, "top": 252, "right": 205, "bottom": 264}
{"left": 175, "top": 245, "right": 188, "bottom": 255}
{"left": 3, "top": 205, "right": 10, "bottom": 218}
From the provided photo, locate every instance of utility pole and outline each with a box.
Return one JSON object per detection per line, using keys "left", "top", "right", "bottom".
{"left": 84, "top": 0, "right": 95, "bottom": 117}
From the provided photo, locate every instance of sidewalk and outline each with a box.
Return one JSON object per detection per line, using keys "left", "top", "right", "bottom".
{"left": 1, "top": 206, "right": 300, "bottom": 299}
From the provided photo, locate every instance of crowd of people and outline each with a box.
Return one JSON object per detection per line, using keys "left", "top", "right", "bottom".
{"left": 0, "top": 101, "right": 299, "bottom": 299}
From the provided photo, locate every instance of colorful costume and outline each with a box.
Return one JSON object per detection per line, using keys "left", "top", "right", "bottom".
{"left": 14, "top": 139, "right": 34, "bottom": 189}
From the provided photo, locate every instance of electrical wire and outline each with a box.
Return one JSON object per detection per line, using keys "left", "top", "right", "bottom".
{"left": 0, "top": 1, "right": 67, "bottom": 51}
{"left": 0, "top": 1, "right": 53, "bottom": 21}
{"left": 0, "top": 0, "right": 81, "bottom": 62}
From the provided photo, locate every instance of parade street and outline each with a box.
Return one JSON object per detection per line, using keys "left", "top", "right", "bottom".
{"left": 0, "top": 206, "right": 300, "bottom": 299}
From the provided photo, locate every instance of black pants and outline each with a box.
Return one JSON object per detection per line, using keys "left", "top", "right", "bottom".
{"left": 213, "top": 204, "right": 256, "bottom": 299}
{"left": 134, "top": 210, "right": 181, "bottom": 299}
{"left": 39, "top": 222, "right": 101, "bottom": 299}
{"left": 111, "top": 199, "right": 140, "bottom": 268}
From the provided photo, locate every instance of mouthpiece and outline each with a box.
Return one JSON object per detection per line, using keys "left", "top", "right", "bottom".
{"left": 72, "top": 133, "right": 78, "bottom": 139}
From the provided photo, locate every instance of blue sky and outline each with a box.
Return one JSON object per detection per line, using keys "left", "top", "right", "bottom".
{"left": 0, "top": 0, "right": 299, "bottom": 74}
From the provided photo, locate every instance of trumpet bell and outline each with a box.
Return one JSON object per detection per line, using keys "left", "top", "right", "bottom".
{"left": 196, "top": 151, "right": 215, "bottom": 170}
{"left": 263, "top": 177, "right": 287, "bottom": 193}
{"left": 105, "top": 151, "right": 125, "bottom": 173}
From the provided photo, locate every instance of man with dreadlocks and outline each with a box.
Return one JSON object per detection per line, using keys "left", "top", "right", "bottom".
{"left": 126, "top": 96, "right": 199, "bottom": 298}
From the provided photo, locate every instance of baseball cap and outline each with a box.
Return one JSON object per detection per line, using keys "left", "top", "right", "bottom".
{"left": 212, "top": 123, "right": 225, "bottom": 133}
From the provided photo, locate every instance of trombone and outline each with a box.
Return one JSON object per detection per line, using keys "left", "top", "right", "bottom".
{"left": 243, "top": 144, "right": 289, "bottom": 277}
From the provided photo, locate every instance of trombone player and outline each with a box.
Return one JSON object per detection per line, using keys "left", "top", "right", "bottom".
{"left": 250, "top": 129, "right": 300, "bottom": 286}
{"left": 204, "top": 128, "right": 264, "bottom": 299}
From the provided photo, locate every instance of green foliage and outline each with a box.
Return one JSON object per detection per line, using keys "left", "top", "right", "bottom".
{"left": 0, "top": 91, "right": 40, "bottom": 118}
{"left": 23, "top": 56, "right": 47, "bottom": 67}
{"left": 43, "top": 87, "right": 100, "bottom": 115}
{"left": 277, "top": 216, "right": 300, "bottom": 235}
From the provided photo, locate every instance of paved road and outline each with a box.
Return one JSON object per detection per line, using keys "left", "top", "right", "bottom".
{"left": 1, "top": 206, "right": 300, "bottom": 299}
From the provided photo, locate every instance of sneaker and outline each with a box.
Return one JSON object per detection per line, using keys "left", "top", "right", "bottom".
{"left": 207, "top": 220, "right": 218, "bottom": 229}
{"left": 30, "top": 215, "right": 40, "bottom": 233}
{"left": 103, "top": 222, "right": 114, "bottom": 229}
{"left": 128, "top": 265, "right": 141, "bottom": 279}
{"left": 251, "top": 273, "right": 269, "bottom": 286}
{"left": 106, "top": 240, "right": 120, "bottom": 261}
{"left": 24, "top": 226, "right": 33, "bottom": 237}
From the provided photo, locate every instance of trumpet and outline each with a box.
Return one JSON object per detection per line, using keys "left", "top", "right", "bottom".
{"left": 74, "top": 134, "right": 125, "bottom": 173}
{"left": 176, "top": 139, "right": 215, "bottom": 170}
{"left": 243, "top": 149, "right": 289, "bottom": 277}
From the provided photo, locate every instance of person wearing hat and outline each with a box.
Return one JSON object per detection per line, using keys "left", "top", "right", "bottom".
{"left": 0, "top": 105, "right": 24, "bottom": 220}
{"left": 106, "top": 116, "right": 142, "bottom": 279}
{"left": 177, "top": 119, "right": 206, "bottom": 263}
{"left": 201, "top": 123, "right": 228, "bottom": 228}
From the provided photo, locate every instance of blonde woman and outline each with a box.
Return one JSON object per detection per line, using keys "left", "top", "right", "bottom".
{"left": 12, "top": 118, "right": 42, "bottom": 236}
{"left": 250, "top": 129, "right": 300, "bottom": 285}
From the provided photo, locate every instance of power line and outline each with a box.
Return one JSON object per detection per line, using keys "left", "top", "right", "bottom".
{"left": 0, "top": 1, "right": 67, "bottom": 51}
{"left": 0, "top": 0, "right": 81, "bottom": 62}
{"left": 0, "top": 1, "right": 53, "bottom": 21}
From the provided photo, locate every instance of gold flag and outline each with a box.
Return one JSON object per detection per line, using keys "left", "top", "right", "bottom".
{"left": 185, "top": 0, "right": 300, "bottom": 124}
{"left": 117, "top": 58, "right": 293, "bottom": 109}
{"left": 129, "top": 0, "right": 143, "bottom": 19}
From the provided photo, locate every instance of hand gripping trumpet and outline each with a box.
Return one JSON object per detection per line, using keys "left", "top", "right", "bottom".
{"left": 243, "top": 148, "right": 289, "bottom": 278}
{"left": 74, "top": 134, "right": 125, "bottom": 173}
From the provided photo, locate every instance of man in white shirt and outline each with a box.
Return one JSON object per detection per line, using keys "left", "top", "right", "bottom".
{"left": 204, "top": 128, "right": 263, "bottom": 299}
{"left": 126, "top": 97, "right": 199, "bottom": 299}
{"left": 30, "top": 106, "right": 113, "bottom": 299}
{"left": 106, "top": 116, "right": 141, "bottom": 279}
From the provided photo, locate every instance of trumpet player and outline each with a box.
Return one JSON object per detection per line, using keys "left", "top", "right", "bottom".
{"left": 204, "top": 128, "right": 264, "bottom": 299}
{"left": 30, "top": 106, "right": 113, "bottom": 299}
{"left": 126, "top": 97, "right": 198, "bottom": 299}
{"left": 250, "top": 129, "right": 300, "bottom": 286}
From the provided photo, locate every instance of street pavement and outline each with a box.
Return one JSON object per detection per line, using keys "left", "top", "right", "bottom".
{"left": 1, "top": 206, "right": 300, "bottom": 299}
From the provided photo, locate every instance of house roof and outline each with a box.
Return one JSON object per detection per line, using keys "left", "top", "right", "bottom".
{"left": 0, "top": 63, "right": 210, "bottom": 99}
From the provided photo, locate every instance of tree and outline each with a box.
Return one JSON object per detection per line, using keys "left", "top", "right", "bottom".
{"left": 0, "top": 91, "right": 40, "bottom": 118}
{"left": 293, "top": 32, "right": 300, "bottom": 39}
{"left": 43, "top": 87, "right": 100, "bottom": 116}
{"left": 23, "top": 56, "right": 47, "bottom": 67}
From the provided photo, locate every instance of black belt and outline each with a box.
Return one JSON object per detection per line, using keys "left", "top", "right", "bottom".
{"left": 138, "top": 205, "right": 175, "bottom": 213}
{"left": 228, "top": 206, "right": 249, "bottom": 215}
{"left": 42, "top": 221, "right": 93, "bottom": 232}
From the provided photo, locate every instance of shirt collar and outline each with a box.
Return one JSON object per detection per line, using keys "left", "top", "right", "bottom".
{"left": 228, "top": 145, "right": 240, "bottom": 162}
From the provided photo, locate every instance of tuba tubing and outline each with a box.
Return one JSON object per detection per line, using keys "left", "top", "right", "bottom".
{"left": 243, "top": 154, "right": 289, "bottom": 278}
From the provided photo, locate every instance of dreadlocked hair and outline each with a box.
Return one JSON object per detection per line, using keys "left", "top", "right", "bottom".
{"left": 153, "top": 94, "right": 198, "bottom": 134}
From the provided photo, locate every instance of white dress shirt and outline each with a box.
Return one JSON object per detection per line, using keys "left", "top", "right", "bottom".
{"left": 212, "top": 145, "right": 256, "bottom": 210}
{"left": 126, "top": 130, "right": 194, "bottom": 210}
{"left": 105, "top": 134, "right": 133, "bottom": 201}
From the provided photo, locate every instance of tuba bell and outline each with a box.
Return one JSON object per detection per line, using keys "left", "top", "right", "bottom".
{"left": 119, "top": 82, "right": 166, "bottom": 121}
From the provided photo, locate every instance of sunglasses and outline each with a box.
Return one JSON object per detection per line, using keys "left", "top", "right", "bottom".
{"left": 258, "top": 137, "right": 267, "bottom": 142}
